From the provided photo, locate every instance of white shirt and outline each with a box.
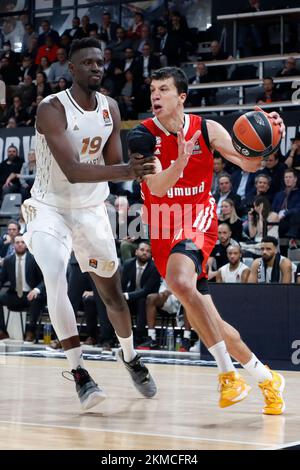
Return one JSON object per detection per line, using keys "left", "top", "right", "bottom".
{"left": 219, "top": 262, "right": 249, "bottom": 283}
{"left": 236, "top": 171, "right": 249, "bottom": 199}
{"left": 32, "top": 90, "right": 112, "bottom": 209}
{"left": 15, "top": 254, "right": 31, "bottom": 293}
{"left": 143, "top": 56, "right": 150, "bottom": 77}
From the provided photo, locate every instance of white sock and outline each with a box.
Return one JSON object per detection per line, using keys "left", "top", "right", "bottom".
{"left": 242, "top": 354, "right": 272, "bottom": 383}
{"left": 208, "top": 341, "right": 235, "bottom": 373}
{"left": 184, "top": 330, "right": 191, "bottom": 339}
{"left": 148, "top": 328, "right": 156, "bottom": 340}
{"left": 116, "top": 332, "right": 136, "bottom": 363}
{"left": 65, "top": 346, "right": 84, "bottom": 371}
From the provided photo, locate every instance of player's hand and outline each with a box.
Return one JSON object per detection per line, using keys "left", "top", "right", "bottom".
{"left": 177, "top": 128, "right": 201, "bottom": 168}
{"left": 128, "top": 153, "right": 156, "bottom": 180}
{"left": 254, "top": 106, "right": 286, "bottom": 138}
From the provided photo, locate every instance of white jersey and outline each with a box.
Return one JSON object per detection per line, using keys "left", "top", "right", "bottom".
{"left": 219, "top": 262, "right": 249, "bottom": 283}
{"left": 31, "top": 89, "right": 113, "bottom": 209}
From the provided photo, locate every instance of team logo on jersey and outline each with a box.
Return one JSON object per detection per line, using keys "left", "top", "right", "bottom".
{"left": 154, "top": 148, "right": 161, "bottom": 155}
{"left": 89, "top": 259, "right": 98, "bottom": 269}
{"left": 102, "top": 109, "right": 112, "bottom": 126}
{"left": 73, "top": 124, "right": 79, "bottom": 131}
{"left": 192, "top": 140, "right": 202, "bottom": 155}
{"left": 155, "top": 136, "right": 162, "bottom": 146}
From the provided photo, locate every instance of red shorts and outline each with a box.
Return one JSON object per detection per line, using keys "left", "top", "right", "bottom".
{"left": 149, "top": 216, "right": 218, "bottom": 279}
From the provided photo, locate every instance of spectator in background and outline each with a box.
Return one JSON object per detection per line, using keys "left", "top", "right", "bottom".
{"left": 0, "top": 220, "right": 20, "bottom": 261}
{"left": 59, "top": 34, "right": 72, "bottom": 56}
{"left": 35, "top": 35, "right": 59, "bottom": 65}
{"left": 37, "top": 56, "right": 51, "bottom": 78}
{"left": 206, "top": 40, "right": 232, "bottom": 81}
{"left": 6, "top": 117, "right": 17, "bottom": 128}
{"left": 188, "top": 61, "right": 214, "bottom": 106}
{"left": 248, "top": 195, "right": 279, "bottom": 242}
{"left": 211, "top": 153, "right": 226, "bottom": 196}
{"left": 21, "top": 23, "right": 37, "bottom": 55}
{"left": 208, "top": 223, "right": 239, "bottom": 280}
{"left": 248, "top": 236, "right": 292, "bottom": 283}
{"left": 35, "top": 71, "right": 52, "bottom": 98}
{"left": 109, "top": 27, "right": 132, "bottom": 61}
{"left": 231, "top": 167, "right": 256, "bottom": 203}
{"left": 258, "top": 151, "right": 286, "bottom": 196}
{"left": 275, "top": 57, "right": 300, "bottom": 100}
{"left": 216, "top": 245, "right": 250, "bottom": 283}
{"left": 75, "top": 15, "right": 94, "bottom": 39}
{"left": 218, "top": 199, "right": 243, "bottom": 241}
{"left": 2, "top": 95, "right": 28, "bottom": 127}
{"left": 47, "top": 48, "right": 72, "bottom": 89}
{"left": 0, "top": 56, "right": 21, "bottom": 86}
{"left": 121, "top": 242, "right": 161, "bottom": 346}
{"left": 19, "top": 54, "right": 37, "bottom": 81}
{"left": 16, "top": 75, "right": 36, "bottom": 108}
{"left": 133, "top": 25, "right": 154, "bottom": 55}
{"left": 0, "top": 145, "right": 23, "bottom": 198}
{"left": 127, "top": 12, "right": 145, "bottom": 40}
{"left": 272, "top": 169, "right": 300, "bottom": 248}
{"left": 0, "top": 234, "right": 46, "bottom": 342}
{"left": 63, "top": 17, "right": 81, "bottom": 39}
{"left": 215, "top": 173, "right": 241, "bottom": 216}
{"left": 133, "top": 43, "right": 160, "bottom": 111}
{"left": 256, "top": 77, "right": 282, "bottom": 104}
{"left": 237, "top": 0, "right": 264, "bottom": 57}
{"left": 242, "top": 174, "right": 273, "bottom": 214}
{"left": 117, "top": 69, "right": 139, "bottom": 120}
{"left": 99, "top": 11, "right": 119, "bottom": 43}
{"left": 37, "top": 19, "right": 59, "bottom": 47}
{"left": 4, "top": 149, "right": 37, "bottom": 201}
{"left": 56, "top": 77, "right": 68, "bottom": 92}
{"left": 285, "top": 131, "right": 300, "bottom": 179}
{"left": 154, "top": 21, "right": 183, "bottom": 67}
{"left": 26, "top": 94, "right": 43, "bottom": 127}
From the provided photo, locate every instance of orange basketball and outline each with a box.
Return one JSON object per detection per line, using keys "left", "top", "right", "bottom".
{"left": 232, "top": 110, "right": 282, "bottom": 158}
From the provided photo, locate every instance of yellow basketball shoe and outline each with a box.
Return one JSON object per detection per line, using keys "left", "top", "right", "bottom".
{"left": 218, "top": 371, "right": 252, "bottom": 408}
{"left": 258, "top": 370, "right": 285, "bottom": 415}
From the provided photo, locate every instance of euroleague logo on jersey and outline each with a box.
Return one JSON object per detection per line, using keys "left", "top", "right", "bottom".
{"left": 192, "top": 139, "right": 202, "bottom": 155}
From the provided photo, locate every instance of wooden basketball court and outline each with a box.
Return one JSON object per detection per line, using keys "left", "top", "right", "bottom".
{"left": 0, "top": 355, "right": 299, "bottom": 450}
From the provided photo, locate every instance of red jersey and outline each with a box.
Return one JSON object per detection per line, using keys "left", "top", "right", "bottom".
{"left": 138, "top": 113, "right": 218, "bottom": 278}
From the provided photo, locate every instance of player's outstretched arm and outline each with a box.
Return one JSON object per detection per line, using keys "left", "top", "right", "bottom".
{"left": 144, "top": 129, "right": 201, "bottom": 197}
{"left": 36, "top": 97, "right": 156, "bottom": 183}
{"left": 207, "top": 120, "right": 262, "bottom": 173}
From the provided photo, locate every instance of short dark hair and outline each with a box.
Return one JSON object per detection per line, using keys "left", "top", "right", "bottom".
{"left": 284, "top": 168, "right": 297, "bottom": 178}
{"left": 261, "top": 236, "right": 278, "bottom": 247}
{"left": 151, "top": 67, "right": 188, "bottom": 94}
{"left": 263, "top": 76, "right": 274, "bottom": 82}
{"left": 69, "top": 37, "right": 102, "bottom": 60}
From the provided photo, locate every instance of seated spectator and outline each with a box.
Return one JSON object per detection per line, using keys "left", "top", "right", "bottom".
{"left": 272, "top": 169, "right": 300, "bottom": 247}
{"left": 99, "top": 11, "right": 119, "bottom": 43}
{"left": 35, "top": 71, "right": 52, "bottom": 98}
{"left": 3, "top": 95, "right": 29, "bottom": 127}
{"left": 4, "top": 149, "right": 37, "bottom": 201}
{"left": 188, "top": 61, "right": 214, "bottom": 106}
{"left": 133, "top": 25, "right": 155, "bottom": 55}
{"left": 215, "top": 173, "right": 241, "bottom": 216}
{"left": 211, "top": 153, "right": 226, "bottom": 196}
{"left": 6, "top": 117, "right": 17, "bottom": 128}
{"left": 206, "top": 40, "right": 232, "bottom": 81}
{"left": 121, "top": 242, "right": 161, "bottom": 345}
{"left": 216, "top": 245, "right": 250, "bottom": 283}
{"left": 154, "top": 21, "right": 183, "bottom": 67}
{"left": 218, "top": 199, "right": 243, "bottom": 241}
{"left": 108, "top": 27, "right": 132, "bottom": 61}
{"left": 26, "top": 94, "right": 43, "bottom": 126}
{"left": 0, "top": 220, "right": 21, "bottom": 261}
{"left": 231, "top": 168, "right": 256, "bottom": 203}
{"left": 242, "top": 174, "right": 273, "bottom": 214}
{"left": 0, "top": 144, "right": 23, "bottom": 198}
{"left": 35, "top": 35, "right": 59, "bottom": 66}
{"left": 56, "top": 77, "right": 68, "bottom": 92}
{"left": 275, "top": 57, "right": 300, "bottom": 100}
{"left": 0, "top": 56, "right": 20, "bottom": 86}
{"left": 208, "top": 223, "right": 239, "bottom": 280}
{"left": 37, "top": 56, "right": 51, "bottom": 78}
{"left": 258, "top": 151, "right": 286, "bottom": 196}
{"left": 127, "top": 12, "right": 146, "bottom": 40}
{"left": 22, "top": 23, "right": 37, "bottom": 55}
{"left": 63, "top": 17, "right": 81, "bottom": 39}
{"left": 256, "top": 77, "right": 282, "bottom": 104}
{"left": 285, "top": 131, "right": 300, "bottom": 179}
{"left": 16, "top": 75, "right": 37, "bottom": 108}
{"left": 117, "top": 70, "right": 139, "bottom": 120}
{"left": 59, "top": 34, "right": 72, "bottom": 56}
{"left": 37, "top": 19, "right": 60, "bottom": 48}
{"left": 102, "top": 47, "right": 120, "bottom": 96}
{"left": 137, "top": 279, "right": 180, "bottom": 350}
{"left": 0, "top": 234, "right": 46, "bottom": 342}
{"left": 47, "top": 48, "right": 72, "bottom": 89}
{"left": 248, "top": 236, "right": 292, "bottom": 283}
{"left": 248, "top": 195, "right": 279, "bottom": 242}
{"left": 19, "top": 54, "right": 37, "bottom": 81}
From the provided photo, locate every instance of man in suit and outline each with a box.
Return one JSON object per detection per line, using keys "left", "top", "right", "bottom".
{"left": 133, "top": 43, "right": 160, "bottom": 111}
{"left": 154, "top": 22, "right": 183, "bottom": 67}
{"left": 0, "top": 234, "right": 46, "bottom": 342}
{"left": 215, "top": 173, "right": 241, "bottom": 216}
{"left": 121, "top": 241, "right": 161, "bottom": 345}
{"left": 99, "top": 11, "right": 119, "bottom": 43}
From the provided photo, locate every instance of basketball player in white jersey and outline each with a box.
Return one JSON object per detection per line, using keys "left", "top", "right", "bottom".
{"left": 21, "top": 38, "right": 158, "bottom": 410}
{"left": 216, "top": 245, "right": 250, "bottom": 283}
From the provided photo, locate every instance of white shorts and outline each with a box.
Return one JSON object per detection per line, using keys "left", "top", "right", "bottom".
{"left": 22, "top": 198, "right": 118, "bottom": 278}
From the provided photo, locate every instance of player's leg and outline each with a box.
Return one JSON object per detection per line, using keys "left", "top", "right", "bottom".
{"left": 89, "top": 270, "right": 157, "bottom": 398}
{"left": 31, "top": 231, "right": 106, "bottom": 409}
{"left": 166, "top": 253, "right": 251, "bottom": 408}
{"left": 201, "top": 294, "right": 285, "bottom": 415}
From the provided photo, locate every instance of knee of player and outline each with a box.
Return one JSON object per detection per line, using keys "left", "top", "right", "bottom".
{"left": 166, "top": 276, "right": 193, "bottom": 300}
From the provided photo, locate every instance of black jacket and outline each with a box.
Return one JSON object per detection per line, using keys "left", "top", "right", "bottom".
{"left": 121, "top": 258, "right": 161, "bottom": 302}
{"left": 0, "top": 252, "right": 46, "bottom": 296}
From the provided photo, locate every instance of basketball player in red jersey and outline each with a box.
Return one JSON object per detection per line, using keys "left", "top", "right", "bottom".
{"left": 128, "top": 67, "right": 285, "bottom": 414}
